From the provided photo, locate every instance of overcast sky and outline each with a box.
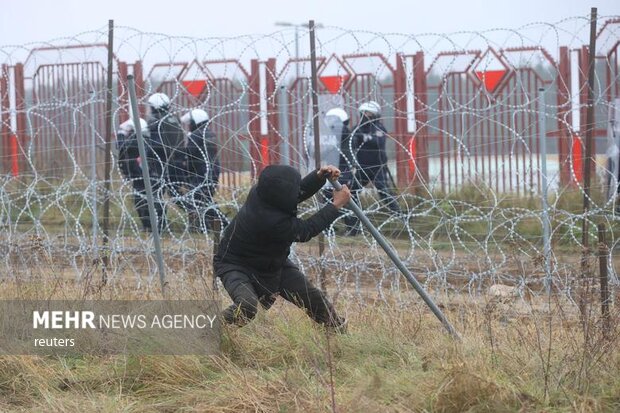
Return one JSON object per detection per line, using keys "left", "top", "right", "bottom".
{"left": 1, "top": 0, "right": 618, "bottom": 46}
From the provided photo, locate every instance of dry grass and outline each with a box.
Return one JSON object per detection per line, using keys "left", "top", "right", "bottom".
{"left": 0, "top": 279, "right": 618, "bottom": 412}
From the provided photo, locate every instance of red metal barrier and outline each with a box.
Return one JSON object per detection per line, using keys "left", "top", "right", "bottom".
{"left": 248, "top": 59, "right": 264, "bottom": 176}
{"left": 557, "top": 46, "right": 573, "bottom": 186}
{"left": 14, "top": 63, "right": 26, "bottom": 177}
{"left": 18, "top": 44, "right": 120, "bottom": 178}
{"left": 265, "top": 58, "right": 279, "bottom": 166}
{"left": 427, "top": 47, "right": 559, "bottom": 194}
{"left": 1, "top": 64, "right": 10, "bottom": 175}
{"left": 5, "top": 20, "right": 619, "bottom": 191}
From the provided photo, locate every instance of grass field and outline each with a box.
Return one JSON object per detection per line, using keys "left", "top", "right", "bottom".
{"left": 0, "top": 278, "right": 618, "bottom": 412}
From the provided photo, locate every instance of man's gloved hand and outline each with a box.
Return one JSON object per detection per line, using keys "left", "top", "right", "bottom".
{"left": 362, "top": 133, "right": 373, "bottom": 143}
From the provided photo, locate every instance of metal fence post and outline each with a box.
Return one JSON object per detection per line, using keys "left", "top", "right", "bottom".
{"left": 538, "top": 88, "right": 552, "bottom": 293}
{"left": 278, "top": 85, "right": 291, "bottom": 166}
{"left": 597, "top": 223, "right": 611, "bottom": 338}
{"left": 308, "top": 20, "right": 327, "bottom": 291}
{"left": 579, "top": 7, "right": 598, "bottom": 321}
{"left": 101, "top": 19, "right": 114, "bottom": 284}
{"left": 127, "top": 74, "right": 167, "bottom": 296}
{"left": 89, "top": 91, "right": 99, "bottom": 260}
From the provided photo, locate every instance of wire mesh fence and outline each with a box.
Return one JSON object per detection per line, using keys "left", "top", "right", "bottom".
{"left": 0, "top": 15, "right": 619, "bottom": 310}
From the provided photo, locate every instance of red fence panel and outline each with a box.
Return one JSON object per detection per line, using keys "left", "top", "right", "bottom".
{"left": 1, "top": 64, "right": 10, "bottom": 175}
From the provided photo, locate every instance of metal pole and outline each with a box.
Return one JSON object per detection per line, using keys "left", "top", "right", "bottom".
{"left": 295, "top": 26, "right": 304, "bottom": 168}
{"left": 538, "top": 88, "right": 552, "bottom": 293}
{"left": 331, "top": 178, "right": 459, "bottom": 339}
{"left": 579, "top": 7, "right": 597, "bottom": 319}
{"left": 597, "top": 223, "right": 610, "bottom": 338}
{"left": 101, "top": 19, "right": 114, "bottom": 283}
{"left": 278, "top": 85, "right": 290, "bottom": 166}
{"left": 89, "top": 90, "right": 99, "bottom": 259}
{"left": 581, "top": 7, "right": 597, "bottom": 249}
{"left": 127, "top": 74, "right": 167, "bottom": 295}
{"left": 309, "top": 20, "right": 327, "bottom": 290}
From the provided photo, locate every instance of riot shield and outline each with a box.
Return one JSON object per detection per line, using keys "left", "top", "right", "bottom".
{"left": 606, "top": 98, "right": 620, "bottom": 200}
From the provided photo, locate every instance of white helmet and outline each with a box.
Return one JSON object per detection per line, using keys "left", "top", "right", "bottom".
{"left": 147, "top": 93, "right": 171, "bottom": 110}
{"left": 118, "top": 117, "right": 149, "bottom": 137}
{"left": 325, "top": 107, "right": 349, "bottom": 123}
{"left": 181, "top": 109, "right": 209, "bottom": 126}
{"left": 358, "top": 100, "right": 381, "bottom": 115}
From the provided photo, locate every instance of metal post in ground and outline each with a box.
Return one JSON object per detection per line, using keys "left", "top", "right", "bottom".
{"left": 101, "top": 19, "right": 114, "bottom": 285}
{"left": 538, "top": 88, "right": 552, "bottom": 294}
{"left": 579, "top": 7, "right": 598, "bottom": 320}
{"left": 127, "top": 74, "right": 167, "bottom": 296}
{"left": 597, "top": 223, "right": 611, "bottom": 338}
{"left": 308, "top": 19, "right": 327, "bottom": 291}
{"left": 278, "top": 85, "right": 291, "bottom": 166}
{"left": 330, "top": 178, "right": 459, "bottom": 339}
{"left": 89, "top": 90, "right": 99, "bottom": 260}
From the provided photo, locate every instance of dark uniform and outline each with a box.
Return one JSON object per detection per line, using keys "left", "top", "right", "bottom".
{"left": 185, "top": 120, "right": 227, "bottom": 232}
{"left": 346, "top": 114, "right": 401, "bottom": 234}
{"left": 214, "top": 165, "right": 345, "bottom": 329}
{"left": 146, "top": 110, "right": 186, "bottom": 231}
{"left": 117, "top": 126, "right": 151, "bottom": 231}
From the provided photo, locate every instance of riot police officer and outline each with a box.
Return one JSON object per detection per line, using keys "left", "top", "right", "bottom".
{"left": 347, "top": 101, "right": 401, "bottom": 235}
{"left": 180, "top": 109, "right": 227, "bottom": 233}
{"left": 146, "top": 92, "right": 186, "bottom": 231}
{"left": 117, "top": 117, "right": 152, "bottom": 231}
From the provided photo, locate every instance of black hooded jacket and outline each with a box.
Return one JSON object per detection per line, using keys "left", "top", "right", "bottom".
{"left": 214, "top": 165, "right": 340, "bottom": 276}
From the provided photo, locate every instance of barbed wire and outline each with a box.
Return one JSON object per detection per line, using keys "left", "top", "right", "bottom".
{"left": 0, "top": 16, "right": 619, "bottom": 306}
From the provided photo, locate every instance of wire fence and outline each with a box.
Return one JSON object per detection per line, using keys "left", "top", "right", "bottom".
{"left": 0, "top": 15, "right": 619, "bottom": 309}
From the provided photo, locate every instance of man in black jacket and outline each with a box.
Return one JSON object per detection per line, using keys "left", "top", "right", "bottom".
{"left": 180, "top": 109, "right": 227, "bottom": 232}
{"left": 146, "top": 92, "right": 186, "bottom": 231}
{"left": 214, "top": 164, "right": 350, "bottom": 329}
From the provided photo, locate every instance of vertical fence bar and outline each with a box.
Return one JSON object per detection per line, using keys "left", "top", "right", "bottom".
{"left": 266, "top": 58, "right": 280, "bottom": 165}
{"left": 90, "top": 91, "right": 99, "bottom": 259}
{"left": 308, "top": 20, "right": 326, "bottom": 291}
{"left": 539, "top": 88, "right": 552, "bottom": 293}
{"left": 580, "top": 8, "right": 598, "bottom": 319}
{"left": 14, "top": 63, "right": 26, "bottom": 177}
{"left": 127, "top": 74, "right": 167, "bottom": 295}
{"left": 557, "top": 46, "right": 572, "bottom": 187}
{"left": 597, "top": 223, "right": 611, "bottom": 338}
{"left": 1, "top": 64, "right": 10, "bottom": 175}
{"left": 394, "top": 53, "right": 408, "bottom": 188}
{"left": 249, "top": 59, "right": 263, "bottom": 177}
{"left": 101, "top": 19, "right": 114, "bottom": 283}
{"left": 278, "top": 85, "right": 291, "bottom": 165}
{"left": 413, "top": 51, "right": 429, "bottom": 189}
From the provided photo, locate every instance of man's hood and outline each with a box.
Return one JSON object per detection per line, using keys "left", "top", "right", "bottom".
{"left": 256, "top": 165, "right": 301, "bottom": 214}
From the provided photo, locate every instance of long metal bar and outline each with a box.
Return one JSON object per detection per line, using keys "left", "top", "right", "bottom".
{"left": 101, "top": 19, "right": 114, "bottom": 281}
{"left": 330, "top": 178, "right": 459, "bottom": 338}
{"left": 538, "top": 88, "right": 552, "bottom": 293}
{"left": 278, "top": 85, "right": 290, "bottom": 165}
{"left": 89, "top": 90, "right": 99, "bottom": 259}
{"left": 581, "top": 7, "right": 598, "bottom": 249}
{"left": 308, "top": 20, "right": 327, "bottom": 290}
{"left": 127, "top": 74, "right": 167, "bottom": 295}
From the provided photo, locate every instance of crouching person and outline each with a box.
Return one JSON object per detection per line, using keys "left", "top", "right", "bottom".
{"left": 213, "top": 165, "right": 350, "bottom": 331}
